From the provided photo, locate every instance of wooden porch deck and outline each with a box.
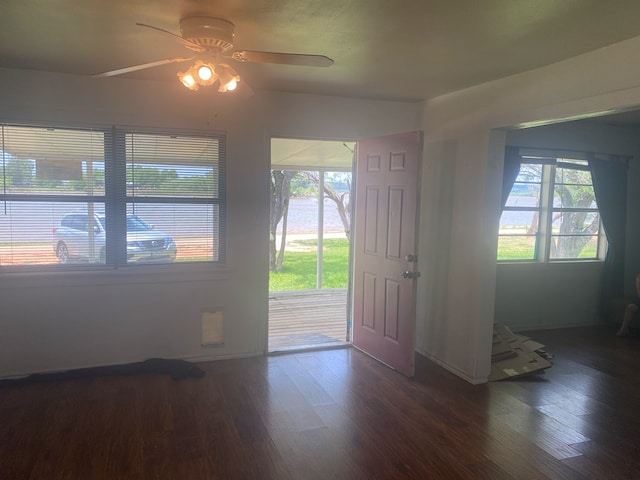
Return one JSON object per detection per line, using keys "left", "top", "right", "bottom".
{"left": 268, "top": 288, "right": 350, "bottom": 351}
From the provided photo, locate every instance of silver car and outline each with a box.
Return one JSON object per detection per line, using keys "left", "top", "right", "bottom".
{"left": 53, "top": 212, "right": 177, "bottom": 264}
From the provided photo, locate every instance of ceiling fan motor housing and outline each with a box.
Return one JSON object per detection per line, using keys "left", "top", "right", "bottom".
{"left": 180, "top": 16, "right": 235, "bottom": 51}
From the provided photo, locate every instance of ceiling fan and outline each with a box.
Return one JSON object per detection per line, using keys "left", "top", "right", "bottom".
{"left": 94, "top": 16, "right": 334, "bottom": 92}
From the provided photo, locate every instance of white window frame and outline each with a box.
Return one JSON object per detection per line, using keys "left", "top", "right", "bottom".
{"left": 0, "top": 123, "right": 226, "bottom": 270}
{"left": 499, "top": 155, "right": 606, "bottom": 263}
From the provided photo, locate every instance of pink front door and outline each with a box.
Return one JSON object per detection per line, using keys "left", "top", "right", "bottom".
{"left": 352, "top": 131, "right": 422, "bottom": 376}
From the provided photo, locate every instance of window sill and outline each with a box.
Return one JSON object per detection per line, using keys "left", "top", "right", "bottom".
{"left": 497, "top": 259, "right": 605, "bottom": 266}
{"left": 0, "top": 262, "right": 234, "bottom": 289}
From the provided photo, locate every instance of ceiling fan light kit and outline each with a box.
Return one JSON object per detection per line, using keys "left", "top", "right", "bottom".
{"left": 177, "top": 59, "right": 240, "bottom": 92}
{"left": 94, "top": 15, "right": 333, "bottom": 93}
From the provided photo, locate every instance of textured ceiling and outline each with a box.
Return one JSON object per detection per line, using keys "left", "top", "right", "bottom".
{"left": 3, "top": 0, "right": 640, "bottom": 102}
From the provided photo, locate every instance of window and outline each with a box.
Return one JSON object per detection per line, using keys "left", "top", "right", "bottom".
{"left": 0, "top": 124, "right": 225, "bottom": 268}
{"left": 122, "top": 130, "right": 225, "bottom": 265}
{"left": 498, "top": 163, "right": 543, "bottom": 260}
{"left": 498, "top": 156, "right": 602, "bottom": 262}
{"left": 550, "top": 159, "right": 600, "bottom": 260}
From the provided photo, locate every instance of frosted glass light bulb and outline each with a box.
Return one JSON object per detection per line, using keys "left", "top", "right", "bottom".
{"left": 197, "top": 65, "right": 213, "bottom": 81}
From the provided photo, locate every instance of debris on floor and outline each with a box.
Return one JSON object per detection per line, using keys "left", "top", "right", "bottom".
{"left": 489, "top": 324, "right": 553, "bottom": 381}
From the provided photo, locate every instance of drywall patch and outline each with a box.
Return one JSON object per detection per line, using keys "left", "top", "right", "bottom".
{"left": 202, "top": 310, "right": 224, "bottom": 346}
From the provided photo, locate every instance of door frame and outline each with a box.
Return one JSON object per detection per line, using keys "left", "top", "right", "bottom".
{"left": 268, "top": 137, "right": 356, "bottom": 351}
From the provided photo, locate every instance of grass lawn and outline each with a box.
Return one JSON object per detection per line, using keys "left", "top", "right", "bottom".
{"left": 271, "top": 234, "right": 600, "bottom": 291}
{"left": 497, "top": 236, "right": 536, "bottom": 261}
{"left": 269, "top": 238, "right": 349, "bottom": 292}
{"left": 497, "top": 234, "right": 598, "bottom": 261}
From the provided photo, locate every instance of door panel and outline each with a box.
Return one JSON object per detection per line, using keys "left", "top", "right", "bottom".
{"left": 384, "top": 279, "right": 400, "bottom": 340}
{"left": 387, "top": 188, "right": 403, "bottom": 259}
{"left": 364, "top": 187, "right": 379, "bottom": 253}
{"left": 352, "top": 131, "right": 422, "bottom": 376}
{"left": 362, "top": 272, "right": 376, "bottom": 330}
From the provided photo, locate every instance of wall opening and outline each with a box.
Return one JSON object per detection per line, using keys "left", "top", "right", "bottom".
{"left": 269, "top": 138, "right": 355, "bottom": 351}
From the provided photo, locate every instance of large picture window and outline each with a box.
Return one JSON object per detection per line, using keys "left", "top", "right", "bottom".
{"left": 498, "top": 156, "right": 602, "bottom": 262}
{"left": 0, "top": 124, "right": 225, "bottom": 268}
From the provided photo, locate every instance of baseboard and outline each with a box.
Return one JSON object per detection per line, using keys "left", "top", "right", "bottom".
{"left": 415, "top": 348, "right": 487, "bottom": 385}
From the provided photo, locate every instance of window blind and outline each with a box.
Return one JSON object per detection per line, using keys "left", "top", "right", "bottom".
{"left": 0, "top": 124, "right": 226, "bottom": 268}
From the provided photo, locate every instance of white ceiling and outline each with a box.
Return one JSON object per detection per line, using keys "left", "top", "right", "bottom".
{"left": 3, "top": 1, "right": 640, "bottom": 103}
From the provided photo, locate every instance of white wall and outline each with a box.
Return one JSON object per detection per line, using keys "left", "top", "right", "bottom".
{"left": 416, "top": 35, "right": 640, "bottom": 384}
{"left": 6, "top": 34, "right": 640, "bottom": 384}
{"left": 494, "top": 262, "right": 604, "bottom": 331}
{"left": 0, "top": 68, "right": 420, "bottom": 377}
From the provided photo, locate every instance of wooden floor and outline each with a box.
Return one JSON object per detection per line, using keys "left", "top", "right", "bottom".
{"left": 268, "top": 289, "right": 348, "bottom": 351}
{"left": 2, "top": 324, "right": 640, "bottom": 479}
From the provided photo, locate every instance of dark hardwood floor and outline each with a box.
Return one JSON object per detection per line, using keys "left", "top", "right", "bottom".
{"left": 2, "top": 324, "right": 640, "bottom": 479}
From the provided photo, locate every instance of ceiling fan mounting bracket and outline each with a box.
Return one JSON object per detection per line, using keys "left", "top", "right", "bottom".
{"left": 180, "top": 16, "right": 235, "bottom": 51}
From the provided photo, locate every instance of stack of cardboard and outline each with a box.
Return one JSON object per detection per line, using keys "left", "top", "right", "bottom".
{"left": 489, "top": 324, "right": 553, "bottom": 381}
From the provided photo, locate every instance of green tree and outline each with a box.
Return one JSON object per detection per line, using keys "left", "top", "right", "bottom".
{"left": 304, "top": 171, "right": 352, "bottom": 240}
{"left": 69, "top": 179, "right": 87, "bottom": 191}
{"left": 270, "top": 170, "right": 296, "bottom": 271}
{"left": 6, "top": 158, "right": 34, "bottom": 187}
{"left": 289, "top": 174, "right": 317, "bottom": 197}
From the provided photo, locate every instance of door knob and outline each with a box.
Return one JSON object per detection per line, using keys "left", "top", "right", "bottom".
{"left": 401, "top": 271, "right": 421, "bottom": 279}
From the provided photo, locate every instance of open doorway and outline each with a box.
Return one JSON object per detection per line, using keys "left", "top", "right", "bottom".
{"left": 269, "top": 138, "right": 355, "bottom": 351}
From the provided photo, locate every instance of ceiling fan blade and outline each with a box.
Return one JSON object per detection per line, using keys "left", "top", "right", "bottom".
{"left": 93, "top": 56, "right": 194, "bottom": 78}
{"left": 136, "top": 23, "right": 205, "bottom": 52}
{"left": 230, "top": 51, "right": 334, "bottom": 67}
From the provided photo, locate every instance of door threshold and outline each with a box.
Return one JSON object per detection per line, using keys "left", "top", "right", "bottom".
{"left": 268, "top": 341, "right": 351, "bottom": 356}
